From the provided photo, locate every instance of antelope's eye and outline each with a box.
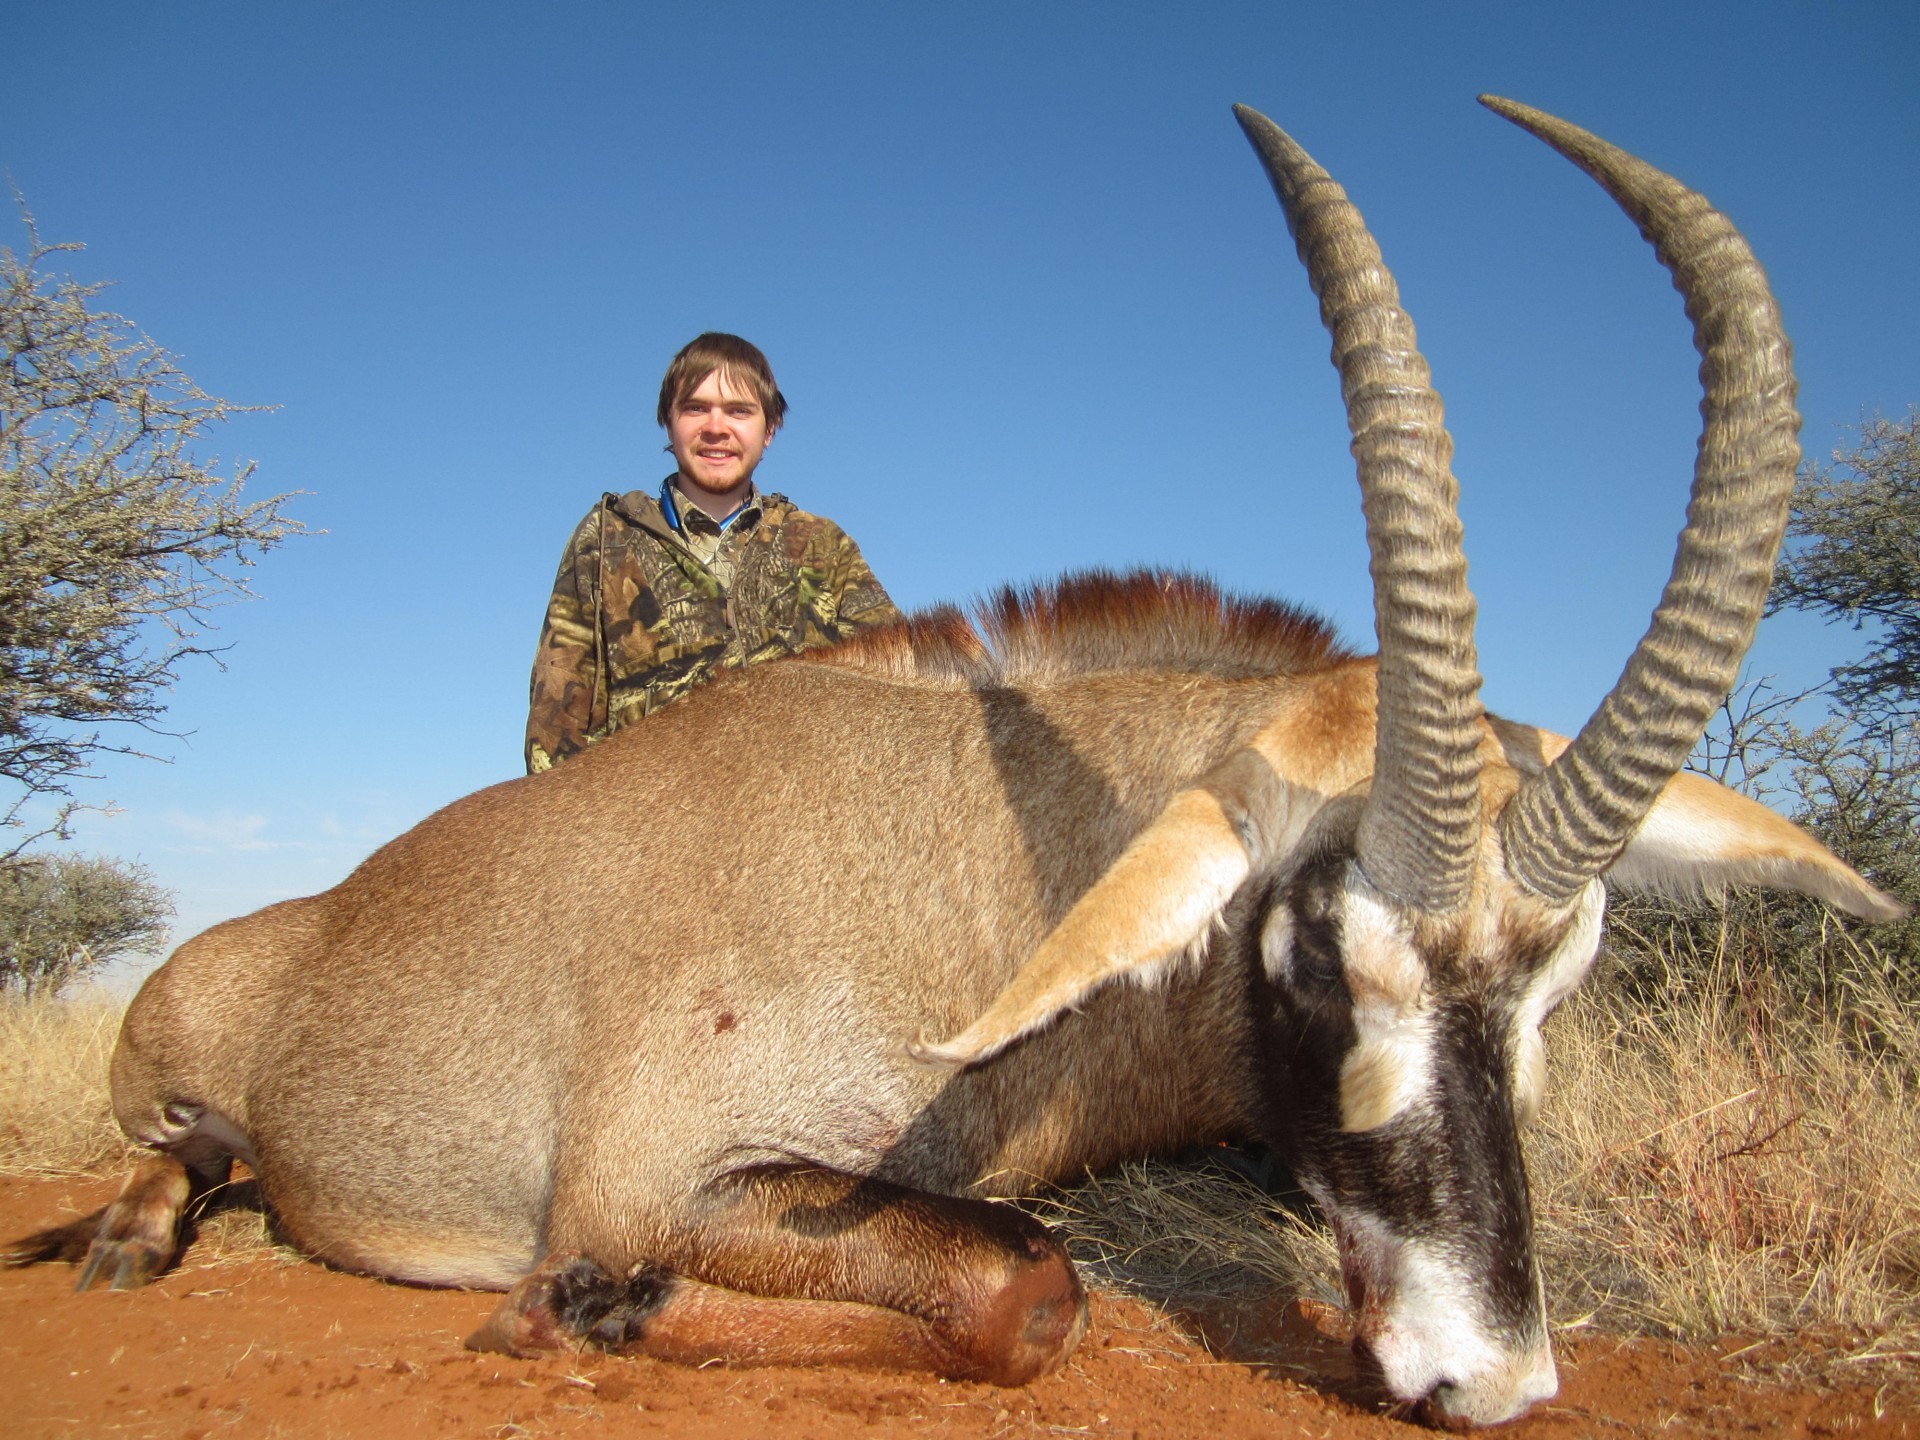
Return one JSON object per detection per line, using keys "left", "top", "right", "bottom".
{"left": 1261, "top": 883, "right": 1350, "bottom": 994}
{"left": 1271, "top": 903, "right": 1343, "bottom": 988}
{"left": 1290, "top": 924, "right": 1343, "bottom": 985}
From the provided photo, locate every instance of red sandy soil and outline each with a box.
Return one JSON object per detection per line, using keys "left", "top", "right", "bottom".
{"left": 4, "top": 1175, "right": 1914, "bottom": 1440}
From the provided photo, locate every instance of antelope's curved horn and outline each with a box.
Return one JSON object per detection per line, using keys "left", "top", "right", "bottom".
{"left": 1481, "top": 96, "right": 1802, "bottom": 905}
{"left": 1234, "top": 104, "right": 1483, "bottom": 913}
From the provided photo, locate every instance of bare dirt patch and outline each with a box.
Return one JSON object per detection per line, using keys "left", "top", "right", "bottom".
{"left": 4, "top": 1177, "right": 1913, "bottom": 1439}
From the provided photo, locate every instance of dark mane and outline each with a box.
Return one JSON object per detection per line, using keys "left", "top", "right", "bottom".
{"left": 809, "top": 570, "right": 1353, "bottom": 688}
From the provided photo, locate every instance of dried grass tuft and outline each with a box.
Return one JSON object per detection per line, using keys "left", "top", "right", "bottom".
{"left": 1024, "top": 1153, "right": 1342, "bottom": 1311}
{"left": 183, "top": 1181, "right": 305, "bottom": 1272}
{"left": 0, "top": 989, "right": 138, "bottom": 1178}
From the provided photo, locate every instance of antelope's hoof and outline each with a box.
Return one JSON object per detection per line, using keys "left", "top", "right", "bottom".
{"left": 77, "top": 1234, "right": 172, "bottom": 1291}
{"left": 467, "top": 1253, "right": 670, "bottom": 1356}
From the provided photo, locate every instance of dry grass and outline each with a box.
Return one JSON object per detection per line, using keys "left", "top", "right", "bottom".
{"left": 1529, "top": 954, "right": 1920, "bottom": 1349}
{"left": 1024, "top": 1152, "right": 1343, "bottom": 1313}
{"left": 0, "top": 988, "right": 138, "bottom": 1179}
{"left": 183, "top": 1181, "right": 307, "bottom": 1273}
{"left": 0, "top": 989, "right": 298, "bottom": 1270}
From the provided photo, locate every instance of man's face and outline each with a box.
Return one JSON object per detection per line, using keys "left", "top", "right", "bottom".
{"left": 668, "top": 369, "right": 774, "bottom": 497}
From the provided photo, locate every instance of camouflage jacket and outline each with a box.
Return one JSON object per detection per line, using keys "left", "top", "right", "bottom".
{"left": 525, "top": 482, "right": 899, "bottom": 772}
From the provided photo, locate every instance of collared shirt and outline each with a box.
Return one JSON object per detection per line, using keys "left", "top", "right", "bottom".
{"left": 663, "top": 477, "right": 761, "bottom": 591}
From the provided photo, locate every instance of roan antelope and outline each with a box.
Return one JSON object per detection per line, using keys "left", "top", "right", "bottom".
{"left": 9, "top": 97, "right": 1902, "bottom": 1429}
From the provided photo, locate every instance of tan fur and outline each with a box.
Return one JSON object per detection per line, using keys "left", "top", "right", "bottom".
{"left": 910, "top": 660, "right": 1387, "bottom": 1069}
{"left": 908, "top": 786, "right": 1256, "bottom": 1067}
{"left": 1338, "top": 1026, "right": 1433, "bottom": 1134}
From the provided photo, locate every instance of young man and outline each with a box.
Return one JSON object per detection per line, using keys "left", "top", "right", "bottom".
{"left": 525, "top": 333, "right": 899, "bottom": 773}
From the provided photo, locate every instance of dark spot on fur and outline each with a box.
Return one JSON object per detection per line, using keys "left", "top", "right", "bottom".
{"left": 713, "top": 1011, "right": 737, "bottom": 1034}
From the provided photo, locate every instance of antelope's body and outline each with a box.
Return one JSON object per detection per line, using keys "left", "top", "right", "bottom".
{"left": 118, "top": 594, "right": 1351, "bottom": 1282}
{"left": 12, "top": 98, "right": 1903, "bottom": 1429}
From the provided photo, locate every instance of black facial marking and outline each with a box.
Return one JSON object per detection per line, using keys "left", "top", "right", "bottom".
{"left": 1421, "top": 997, "right": 1539, "bottom": 1329}
{"left": 1252, "top": 859, "right": 1358, "bottom": 1158}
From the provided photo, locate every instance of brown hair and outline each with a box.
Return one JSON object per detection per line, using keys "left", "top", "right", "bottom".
{"left": 655, "top": 333, "right": 788, "bottom": 431}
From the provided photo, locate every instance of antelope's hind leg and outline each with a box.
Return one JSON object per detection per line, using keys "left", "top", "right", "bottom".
{"left": 4, "top": 1149, "right": 233, "bottom": 1291}
{"left": 470, "top": 1164, "right": 1089, "bottom": 1386}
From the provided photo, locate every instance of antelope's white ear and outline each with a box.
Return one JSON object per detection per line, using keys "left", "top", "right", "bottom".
{"left": 1486, "top": 716, "right": 1904, "bottom": 922}
{"left": 910, "top": 751, "right": 1317, "bottom": 1069}
{"left": 1608, "top": 770, "right": 1905, "bottom": 921}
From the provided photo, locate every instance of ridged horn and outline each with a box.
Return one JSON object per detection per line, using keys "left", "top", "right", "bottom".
{"left": 1233, "top": 104, "right": 1483, "bottom": 913}
{"left": 1481, "top": 95, "right": 1802, "bottom": 905}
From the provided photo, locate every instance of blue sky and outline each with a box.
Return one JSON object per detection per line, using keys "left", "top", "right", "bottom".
{"left": 10, "top": 1, "right": 1918, "bottom": 974}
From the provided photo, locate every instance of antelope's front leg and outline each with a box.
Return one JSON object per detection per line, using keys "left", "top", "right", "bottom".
{"left": 469, "top": 1163, "right": 1087, "bottom": 1385}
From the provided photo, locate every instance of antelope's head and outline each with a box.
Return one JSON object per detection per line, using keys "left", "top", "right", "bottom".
{"left": 914, "top": 97, "right": 1903, "bottom": 1428}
